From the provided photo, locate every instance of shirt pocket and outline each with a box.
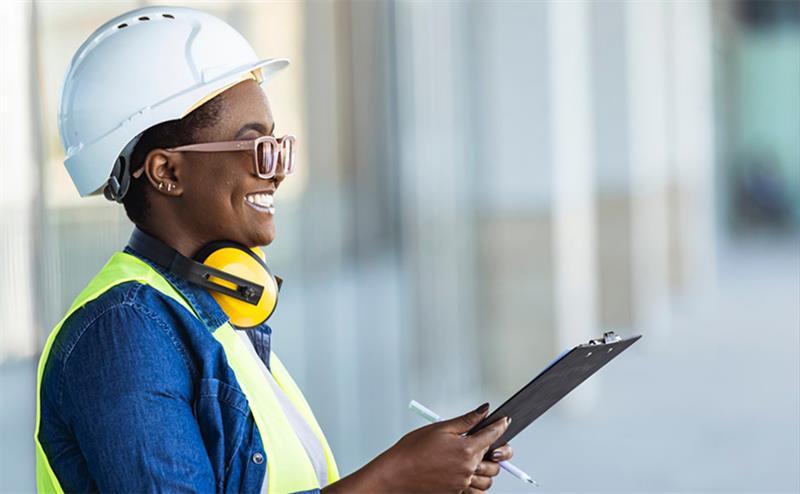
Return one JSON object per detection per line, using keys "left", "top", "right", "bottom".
{"left": 194, "top": 377, "right": 251, "bottom": 489}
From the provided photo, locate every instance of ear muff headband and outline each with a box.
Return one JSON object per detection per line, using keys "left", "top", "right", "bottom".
{"left": 128, "top": 228, "right": 280, "bottom": 328}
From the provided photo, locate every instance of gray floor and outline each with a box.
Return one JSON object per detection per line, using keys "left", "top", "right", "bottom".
{"left": 2, "top": 236, "right": 798, "bottom": 493}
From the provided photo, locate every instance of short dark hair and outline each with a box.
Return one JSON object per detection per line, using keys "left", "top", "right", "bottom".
{"left": 122, "top": 95, "right": 224, "bottom": 225}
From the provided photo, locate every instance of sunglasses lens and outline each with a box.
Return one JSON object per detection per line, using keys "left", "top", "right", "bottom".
{"left": 281, "top": 138, "right": 295, "bottom": 175}
{"left": 256, "top": 141, "right": 276, "bottom": 177}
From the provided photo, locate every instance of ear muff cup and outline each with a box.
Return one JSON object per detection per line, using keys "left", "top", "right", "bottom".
{"left": 194, "top": 242, "right": 280, "bottom": 329}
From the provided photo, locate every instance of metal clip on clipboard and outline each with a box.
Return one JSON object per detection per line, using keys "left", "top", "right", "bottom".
{"left": 586, "top": 330, "right": 623, "bottom": 346}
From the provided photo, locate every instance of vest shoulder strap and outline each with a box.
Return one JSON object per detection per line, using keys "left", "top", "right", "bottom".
{"left": 67, "top": 252, "right": 194, "bottom": 315}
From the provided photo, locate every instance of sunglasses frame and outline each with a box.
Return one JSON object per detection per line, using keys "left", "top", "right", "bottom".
{"left": 163, "top": 134, "right": 296, "bottom": 179}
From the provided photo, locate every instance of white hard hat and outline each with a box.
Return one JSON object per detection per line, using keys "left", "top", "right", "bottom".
{"left": 58, "top": 5, "right": 289, "bottom": 199}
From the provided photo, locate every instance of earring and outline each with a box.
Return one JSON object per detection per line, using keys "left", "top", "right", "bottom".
{"left": 158, "top": 182, "right": 164, "bottom": 190}
{"left": 167, "top": 183, "right": 174, "bottom": 192}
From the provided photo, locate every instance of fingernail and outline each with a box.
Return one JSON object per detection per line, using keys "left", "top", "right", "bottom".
{"left": 506, "top": 417, "right": 512, "bottom": 426}
{"left": 492, "top": 450, "right": 502, "bottom": 459}
{"left": 475, "top": 402, "right": 489, "bottom": 414}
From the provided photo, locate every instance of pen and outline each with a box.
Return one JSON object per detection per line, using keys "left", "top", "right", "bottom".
{"left": 408, "top": 400, "right": 538, "bottom": 487}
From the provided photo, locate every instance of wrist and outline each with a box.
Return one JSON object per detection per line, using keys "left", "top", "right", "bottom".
{"left": 323, "top": 450, "right": 401, "bottom": 493}
{"left": 355, "top": 451, "right": 398, "bottom": 491}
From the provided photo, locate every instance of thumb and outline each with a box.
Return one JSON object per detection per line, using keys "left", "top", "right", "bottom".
{"left": 440, "top": 402, "right": 490, "bottom": 433}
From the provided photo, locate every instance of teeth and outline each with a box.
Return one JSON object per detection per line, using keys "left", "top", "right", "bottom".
{"left": 245, "top": 193, "right": 275, "bottom": 215}
{"left": 246, "top": 193, "right": 274, "bottom": 207}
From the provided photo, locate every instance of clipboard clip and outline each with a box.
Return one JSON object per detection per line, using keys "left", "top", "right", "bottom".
{"left": 588, "top": 331, "right": 623, "bottom": 345}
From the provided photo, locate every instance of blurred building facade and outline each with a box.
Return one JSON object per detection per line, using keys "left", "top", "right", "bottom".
{"left": 1, "top": 0, "right": 798, "bottom": 492}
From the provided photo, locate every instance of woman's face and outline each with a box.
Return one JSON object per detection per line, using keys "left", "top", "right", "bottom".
{"left": 171, "top": 79, "right": 285, "bottom": 249}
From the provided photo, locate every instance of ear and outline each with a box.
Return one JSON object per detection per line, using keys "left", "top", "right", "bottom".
{"left": 142, "top": 149, "right": 184, "bottom": 196}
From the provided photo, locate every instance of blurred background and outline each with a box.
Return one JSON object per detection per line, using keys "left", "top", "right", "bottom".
{"left": 1, "top": 0, "right": 798, "bottom": 492}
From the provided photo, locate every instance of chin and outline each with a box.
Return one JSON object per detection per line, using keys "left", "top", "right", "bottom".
{"left": 251, "top": 225, "right": 276, "bottom": 247}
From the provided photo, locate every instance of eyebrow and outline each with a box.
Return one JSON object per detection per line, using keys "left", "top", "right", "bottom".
{"left": 235, "top": 121, "right": 275, "bottom": 138}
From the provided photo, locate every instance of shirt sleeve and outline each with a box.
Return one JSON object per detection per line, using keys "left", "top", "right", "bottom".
{"left": 59, "top": 302, "right": 216, "bottom": 492}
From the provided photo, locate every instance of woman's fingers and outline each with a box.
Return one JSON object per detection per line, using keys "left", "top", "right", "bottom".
{"left": 441, "top": 402, "right": 490, "bottom": 434}
{"left": 488, "top": 444, "right": 513, "bottom": 462}
{"left": 469, "top": 459, "right": 501, "bottom": 492}
{"left": 468, "top": 473, "right": 494, "bottom": 491}
{"left": 474, "top": 460, "right": 501, "bottom": 477}
{"left": 466, "top": 449, "right": 510, "bottom": 493}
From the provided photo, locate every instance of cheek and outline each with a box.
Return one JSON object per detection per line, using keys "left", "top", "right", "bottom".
{"left": 182, "top": 159, "right": 251, "bottom": 227}
{"left": 184, "top": 170, "right": 238, "bottom": 218}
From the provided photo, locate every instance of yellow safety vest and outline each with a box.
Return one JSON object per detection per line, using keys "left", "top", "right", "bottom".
{"left": 35, "top": 252, "right": 340, "bottom": 493}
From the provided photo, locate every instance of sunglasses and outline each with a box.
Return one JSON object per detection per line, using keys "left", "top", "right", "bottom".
{"left": 131, "top": 135, "right": 296, "bottom": 180}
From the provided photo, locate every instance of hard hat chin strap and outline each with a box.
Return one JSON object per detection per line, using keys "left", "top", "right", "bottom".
{"left": 103, "top": 156, "right": 130, "bottom": 203}
{"left": 104, "top": 133, "right": 143, "bottom": 203}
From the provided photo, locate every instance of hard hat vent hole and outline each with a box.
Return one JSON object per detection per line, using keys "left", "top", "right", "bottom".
{"left": 162, "top": 14, "right": 175, "bottom": 19}
{"left": 117, "top": 23, "right": 128, "bottom": 29}
{"left": 138, "top": 16, "right": 150, "bottom": 21}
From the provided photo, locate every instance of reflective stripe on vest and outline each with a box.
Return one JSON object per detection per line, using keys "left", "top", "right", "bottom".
{"left": 35, "top": 252, "right": 340, "bottom": 493}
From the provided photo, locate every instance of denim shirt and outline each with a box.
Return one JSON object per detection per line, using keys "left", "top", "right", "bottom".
{"left": 37, "top": 245, "right": 301, "bottom": 493}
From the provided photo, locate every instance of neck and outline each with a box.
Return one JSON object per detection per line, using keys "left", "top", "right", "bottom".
{"left": 137, "top": 220, "right": 207, "bottom": 259}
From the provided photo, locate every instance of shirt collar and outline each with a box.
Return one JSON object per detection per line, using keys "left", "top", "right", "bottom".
{"left": 124, "top": 243, "right": 230, "bottom": 330}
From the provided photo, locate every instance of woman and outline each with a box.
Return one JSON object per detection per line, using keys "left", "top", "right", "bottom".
{"left": 36, "top": 6, "right": 513, "bottom": 493}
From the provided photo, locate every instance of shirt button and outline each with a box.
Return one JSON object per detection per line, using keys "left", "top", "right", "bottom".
{"left": 252, "top": 452, "right": 264, "bottom": 465}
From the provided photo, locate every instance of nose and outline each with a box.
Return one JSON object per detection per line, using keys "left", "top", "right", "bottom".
{"left": 274, "top": 153, "right": 286, "bottom": 186}
{"left": 273, "top": 152, "right": 287, "bottom": 185}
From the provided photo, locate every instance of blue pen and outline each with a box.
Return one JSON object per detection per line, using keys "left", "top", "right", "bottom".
{"left": 408, "top": 400, "right": 538, "bottom": 487}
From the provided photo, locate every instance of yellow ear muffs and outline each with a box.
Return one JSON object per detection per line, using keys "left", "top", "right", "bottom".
{"left": 194, "top": 242, "right": 280, "bottom": 329}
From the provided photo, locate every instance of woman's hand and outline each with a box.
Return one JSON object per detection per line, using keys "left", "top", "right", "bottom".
{"left": 323, "top": 403, "right": 511, "bottom": 493}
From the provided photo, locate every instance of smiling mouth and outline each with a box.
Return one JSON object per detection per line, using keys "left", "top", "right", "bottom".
{"left": 245, "top": 192, "right": 275, "bottom": 215}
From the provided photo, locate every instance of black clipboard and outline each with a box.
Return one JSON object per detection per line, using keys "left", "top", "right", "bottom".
{"left": 467, "top": 331, "right": 642, "bottom": 453}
